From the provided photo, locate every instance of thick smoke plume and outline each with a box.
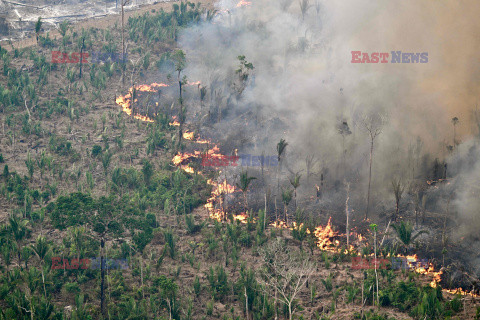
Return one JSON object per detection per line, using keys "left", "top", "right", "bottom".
{"left": 177, "top": 0, "right": 480, "bottom": 272}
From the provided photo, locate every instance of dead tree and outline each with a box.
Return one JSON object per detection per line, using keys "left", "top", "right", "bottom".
{"left": 361, "top": 113, "right": 384, "bottom": 220}
{"left": 121, "top": 0, "right": 131, "bottom": 86}
{"left": 345, "top": 180, "right": 351, "bottom": 247}
{"left": 391, "top": 177, "right": 405, "bottom": 222}
{"left": 259, "top": 238, "right": 315, "bottom": 320}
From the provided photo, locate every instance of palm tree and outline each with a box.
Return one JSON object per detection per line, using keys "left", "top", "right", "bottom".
{"left": 35, "top": 17, "right": 42, "bottom": 43}
{"left": 0, "top": 232, "right": 14, "bottom": 271}
{"left": 72, "top": 294, "right": 89, "bottom": 319}
{"left": 281, "top": 189, "right": 293, "bottom": 225}
{"left": 338, "top": 121, "right": 352, "bottom": 177}
{"left": 392, "top": 221, "right": 428, "bottom": 253}
{"left": 236, "top": 171, "right": 256, "bottom": 212}
{"left": 276, "top": 139, "right": 288, "bottom": 172}
{"left": 8, "top": 214, "right": 28, "bottom": 268}
{"left": 69, "top": 227, "right": 86, "bottom": 262}
{"left": 391, "top": 178, "right": 405, "bottom": 222}
{"left": 289, "top": 173, "right": 301, "bottom": 212}
{"left": 31, "top": 235, "right": 51, "bottom": 298}
{"left": 102, "top": 151, "right": 113, "bottom": 191}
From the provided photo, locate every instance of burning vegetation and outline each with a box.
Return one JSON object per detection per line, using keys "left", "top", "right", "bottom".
{"left": 1, "top": 0, "right": 480, "bottom": 318}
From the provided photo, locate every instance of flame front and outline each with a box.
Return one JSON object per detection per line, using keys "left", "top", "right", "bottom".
{"left": 115, "top": 83, "right": 169, "bottom": 122}
{"left": 118, "top": 83, "right": 480, "bottom": 299}
{"left": 313, "top": 217, "right": 340, "bottom": 251}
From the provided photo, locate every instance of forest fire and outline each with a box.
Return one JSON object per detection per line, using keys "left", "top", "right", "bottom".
{"left": 389, "top": 254, "right": 480, "bottom": 298}
{"left": 313, "top": 217, "right": 341, "bottom": 251}
{"left": 169, "top": 116, "right": 180, "bottom": 126}
{"left": 118, "top": 79, "right": 480, "bottom": 302}
{"left": 205, "top": 179, "right": 238, "bottom": 221}
{"left": 115, "top": 83, "right": 168, "bottom": 122}
{"left": 116, "top": 82, "right": 200, "bottom": 122}
{"left": 183, "top": 131, "right": 195, "bottom": 140}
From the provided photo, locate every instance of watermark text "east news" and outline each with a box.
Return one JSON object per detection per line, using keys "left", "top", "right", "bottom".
{"left": 51, "top": 51, "right": 128, "bottom": 64}
{"left": 202, "top": 154, "right": 278, "bottom": 167}
{"left": 351, "top": 51, "right": 428, "bottom": 63}
{"left": 52, "top": 257, "right": 128, "bottom": 270}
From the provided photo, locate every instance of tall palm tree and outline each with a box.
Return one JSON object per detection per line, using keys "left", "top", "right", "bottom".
{"left": 392, "top": 221, "right": 427, "bottom": 253}
{"left": 276, "top": 139, "right": 288, "bottom": 218}
{"left": 69, "top": 227, "right": 87, "bottom": 262}
{"left": 276, "top": 139, "right": 288, "bottom": 172}
{"left": 31, "top": 235, "right": 51, "bottom": 298}
{"left": 8, "top": 214, "right": 28, "bottom": 268}
{"left": 236, "top": 171, "right": 256, "bottom": 212}
{"left": 35, "top": 17, "right": 42, "bottom": 43}
{"left": 102, "top": 151, "right": 113, "bottom": 191}
{"left": 289, "top": 173, "right": 301, "bottom": 212}
{"left": 0, "top": 232, "right": 14, "bottom": 271}
{"left": 391, "top": 178, "right": 405, "bottom": 222}
{"left": 282, "top": 189, "right": 293, "bottom": 225}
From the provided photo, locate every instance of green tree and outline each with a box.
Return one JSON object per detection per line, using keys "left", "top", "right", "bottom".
{"left": 281, "top": 189, "right": 293, "bottom": 225}
{"left": 391, "top": 177, "right": 405, "bottom": 222}
{"left": 35, "top": 17, "right": 42, "bottom": 43}
{"left": 30, "top": 235, "right": 51, "bottom": 297}
{"left": 142, "top": 159, "right": 153, "bottom": 186}
{"left": 102, "top": 151, "right": 113, "bottom": 190}
{"left": 25, "top": 152, "right": 35, "bottom": 181}
{"left": 276, "top": 138, "right": 288, "bottom": 171}
{"left": 289, "top": 173, "right": 301, "bottom": 212}
{"left": 392, "top": 221, "right": 427, "bottom": 252}
{"left": 156, "top": 275, "right": 178, "bottom": 320}
{"left": 236, "top": 171, "right": 256, "bottom": 212}
{"left": 7, "top": 214, "right": 29, "bottom": 268}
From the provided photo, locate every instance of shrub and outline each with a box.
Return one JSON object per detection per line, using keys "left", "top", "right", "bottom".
{"left": 208, "top": 265, "right": 229, "bottom": 301}
{"left": 193, "top": 276, "right": 201, "bottom": 296}
{"left": 91, "top": 145, "right": 102, "bottom": 157}
{"left": 163, "top": 229, "right": 176, "bottom": 259}
{"left": 65, "top": 282, "right": 81, "bottom": 294}
{"left": 185, "top": 214, "right": 203, "bottom": 234}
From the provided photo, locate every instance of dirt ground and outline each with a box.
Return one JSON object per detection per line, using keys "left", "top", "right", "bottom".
{"left": 4, "top": 0, "right": 216, "bottom": 51}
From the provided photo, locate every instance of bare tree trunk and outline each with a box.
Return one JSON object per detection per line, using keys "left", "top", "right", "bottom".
{"left": 365, "top": 139, "right": 374, "bottom": 220}
{"left": 121, "top": 1, "right": 127, "bottom": 86}
{"left": 244, "top": 287, "right": 249, "bottom": 320}
{"left": 374, "top": 230, "right": 379, "bottom": 306}
{"left": 274, "top": 195, "right": 278, "bottom": 221}
{"left": 100, "top": 238, "right": 106, "bottom": 317}
{"left": 264, "top": 191, "right": 267, "bottom": 231}
{"left": 380, "top": 219, "right": 392, "bottom": 247}
{"left": 79, "top": 37, "right": 84, "bottom": 79}
{"left": 293, "top": 188, "right": 297, "bottom": 213}
{"left": 274, "top": 287, "right": 278, "bottom": 320}
{"left": 140, "top": 255, "right": 145, "bottom": 299}
{"left": 345, "top": 182, "right": 350, "bottom": 247}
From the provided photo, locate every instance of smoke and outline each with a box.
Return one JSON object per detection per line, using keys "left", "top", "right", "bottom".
{"left": 175, "top": 0, "right": 480, "bottom": 269}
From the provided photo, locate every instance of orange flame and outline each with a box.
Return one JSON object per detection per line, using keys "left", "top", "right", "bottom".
{"left": 115, "top": 83, "right": 168, "bottom": 122}
{"left": 183, "top": 131, "right": 195, "bottom": 140}
{"left": 313, "top": 217, "right": 339, "bottom": 251}
{"left": 169, "top": 116, "right": 180, "bottom": 126}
